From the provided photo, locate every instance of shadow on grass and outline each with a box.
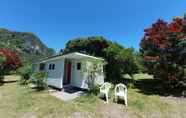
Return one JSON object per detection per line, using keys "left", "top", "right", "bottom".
{"left": 0, "top": 80, "right": 18, "bottom": 86}
{"left": 3, "top": 80, "right": 18, "bottom": 84}
{"left": 115, "top": 99, "right": 127, "bottom": 106}
{"left": 133, "top": 79, "right": 186, "bottom": 97}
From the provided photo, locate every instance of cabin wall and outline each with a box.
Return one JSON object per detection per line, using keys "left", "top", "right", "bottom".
{"left": 70, "top": 60, "right": 104, "bottom": 89}
{"left": 44, "top": 59, "right": 65, "bottom": 89}
{"left": 70, "top": 60, "right": 85, "bottom": 88}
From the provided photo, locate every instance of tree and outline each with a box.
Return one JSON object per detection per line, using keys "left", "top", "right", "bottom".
{"left": 0, "top": 49, "right": 22, "bottom": 83}
{"left": 63, "top": 36, "right": 109, "bottom": 57}
{"left": 62, "top": 36, "right": 139, "bottom": 83}
{"left": 140, "top": 17, "right": 186, "bottom": 88}
{"left": 0, "top": 56, "right": 6, "bottom": 83}
{"left": 103, "top": 42, "right": 138, "bottom": 83}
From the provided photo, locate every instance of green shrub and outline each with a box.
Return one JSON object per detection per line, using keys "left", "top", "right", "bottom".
{"left": 17, "top": 65, "right": 32, "bottom": 85}
{"left": 31, "top": 72, "right": 48, "bottom": 91}
{"left": 88, "top": 85, "right": 100, "bottom": 95}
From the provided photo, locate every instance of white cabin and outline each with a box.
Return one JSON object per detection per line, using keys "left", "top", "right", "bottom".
{"left": 32, "top": 52, "right": 105, "bottom": 89}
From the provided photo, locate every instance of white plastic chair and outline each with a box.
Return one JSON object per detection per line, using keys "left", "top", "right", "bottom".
{"left": 100, "top": 82, "right": 112, "bottom": 103}
{"left": 114, "top": 83, "right": 127, "bottom": 106}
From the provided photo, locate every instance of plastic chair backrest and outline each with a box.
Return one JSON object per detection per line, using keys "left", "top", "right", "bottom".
{"left": 115, "top": 83, "right": 127, "bottom": 93}
{"left": 101, "top": 82, "right": 111, "bottom": 90}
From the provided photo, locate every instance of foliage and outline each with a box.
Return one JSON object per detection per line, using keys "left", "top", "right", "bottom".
{"left": 88, "top": 85, "right": 100, "bottom": 95}
{"left": 0, "top": 28, "right": 55, "bottom": 64}
{"left": 0, "top": 49, "right": 22, "bottom": 83}
{"left": 63, "top": 36, "right": 109, "bottom": 57}
{"left": 134, "top": 52, "right": 148, "bottom": 73}
{"left": 31, "top": 72, "right": 48, "bottom": 91}
{"left": 17, "top": 64, "right": 32, "bottom": 85}
{"left": 0, "top": 49, "right": 22, "bottom": 71}
{"left": 103, "top": 42, "right": 138, "bottom": 83}
{"left": 0, "top": 55, "right": 6, "bottom": 84}
{"left": 63, "top": 36, "right": 139, "bottom": 83}
{"left": 140, "top": 16, "right": 186, "bottom": 88}
{"left": 81, "top": 60, "right": 105, "bottom": 94}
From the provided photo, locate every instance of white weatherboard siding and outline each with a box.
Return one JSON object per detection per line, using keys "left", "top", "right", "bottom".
{"left": 94, "top": 73, "right": 104, "bottom": 85}
{"left": 70, "top": 60, "right": 87, "bottom": 88}
{"left": 70, "top": 60, "right": 104, "bottom": 89}
{"left": 45, "top": 59, "right": 65, "bottom": 89}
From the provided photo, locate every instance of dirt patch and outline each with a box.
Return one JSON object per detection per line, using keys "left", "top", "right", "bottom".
{"left": 67, "top": 112, "right": 92, "bottom": 118}
{"left": 160, "top": 96, "right": 186, "bottom": 103}
{"left": 160, "top": 96, "right": 186, "bottom": 118}
{"left": 97, "top": 103, "right": 139, "bottom": 118}
{"left": 21, "top": 112, "right": 36, "bottom": 118}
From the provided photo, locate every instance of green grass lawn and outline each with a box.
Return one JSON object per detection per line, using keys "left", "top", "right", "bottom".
{"left": 0, "top": 75, "right": 186, "bottom": 118}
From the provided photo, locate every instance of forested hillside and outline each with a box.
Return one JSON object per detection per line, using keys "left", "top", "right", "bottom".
{"left": 0, "top": 28, "right": 54, "bottom": 64}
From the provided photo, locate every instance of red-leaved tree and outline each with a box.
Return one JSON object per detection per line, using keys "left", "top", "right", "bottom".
{"left": 0, "top": 49, "right": 22, "bottom": 82}
{"left": 140, "top": 17, "right": 186, "bottom": 88}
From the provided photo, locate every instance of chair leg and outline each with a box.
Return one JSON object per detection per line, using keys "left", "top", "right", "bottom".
{"left": 106, "top": 93, "right": 109, "bottom": 103}
{"left": 124, "top": 96, "right": 127, "bottom": 106}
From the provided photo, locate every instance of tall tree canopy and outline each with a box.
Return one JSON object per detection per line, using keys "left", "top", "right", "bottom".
{"left": 62, "top": 36, "right": 139, "bottom": 83}
{"left": 140, "top": 16, "right": 186, "bottom": 88}
{"left": 63, "top": 36, "right": 109, "bottom": 57}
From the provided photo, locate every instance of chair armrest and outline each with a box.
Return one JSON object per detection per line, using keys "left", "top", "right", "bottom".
{"left": 100, "top": 85, "right": 104, "bottom": 92}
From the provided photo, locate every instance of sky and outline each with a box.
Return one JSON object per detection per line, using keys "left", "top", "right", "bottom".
{"left": 0, "top": 0, "right": 186, "bottom": 52}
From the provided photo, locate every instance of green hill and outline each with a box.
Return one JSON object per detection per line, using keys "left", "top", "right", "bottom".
{"left": 0, "top": 28, "right": 55, "bottom": 64}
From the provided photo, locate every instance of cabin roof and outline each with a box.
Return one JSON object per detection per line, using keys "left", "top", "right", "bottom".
{"left": 36, "top": 52, "right": 104, "bottom": 63}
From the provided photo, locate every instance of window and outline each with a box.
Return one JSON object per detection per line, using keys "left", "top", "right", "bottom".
{"left": 39, "top": 63, "right": 45, "bottom": 71}
{"left": 49, "top": 64, "right": 52, "bottom": 70}
{"left": 77, "top": 63, "right": 81, "bottom": 70}
{"left": 52, "top": 64, "right": 55, "bottom": 70}
{"left": 49, "top": 64, "right": 55, "bottom": 70}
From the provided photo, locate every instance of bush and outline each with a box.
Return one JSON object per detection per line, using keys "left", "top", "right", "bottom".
{"left": 88, "top": 85, "right": 100, "bottom": 95}
{"left": 85, "top": 77, "right": 100, "bottom": 95}
{"left": 17, "top": 65, "right": 32, "bottom": 85}
{"left": 31, "top": 72, "right": 48, "bottom": 91}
